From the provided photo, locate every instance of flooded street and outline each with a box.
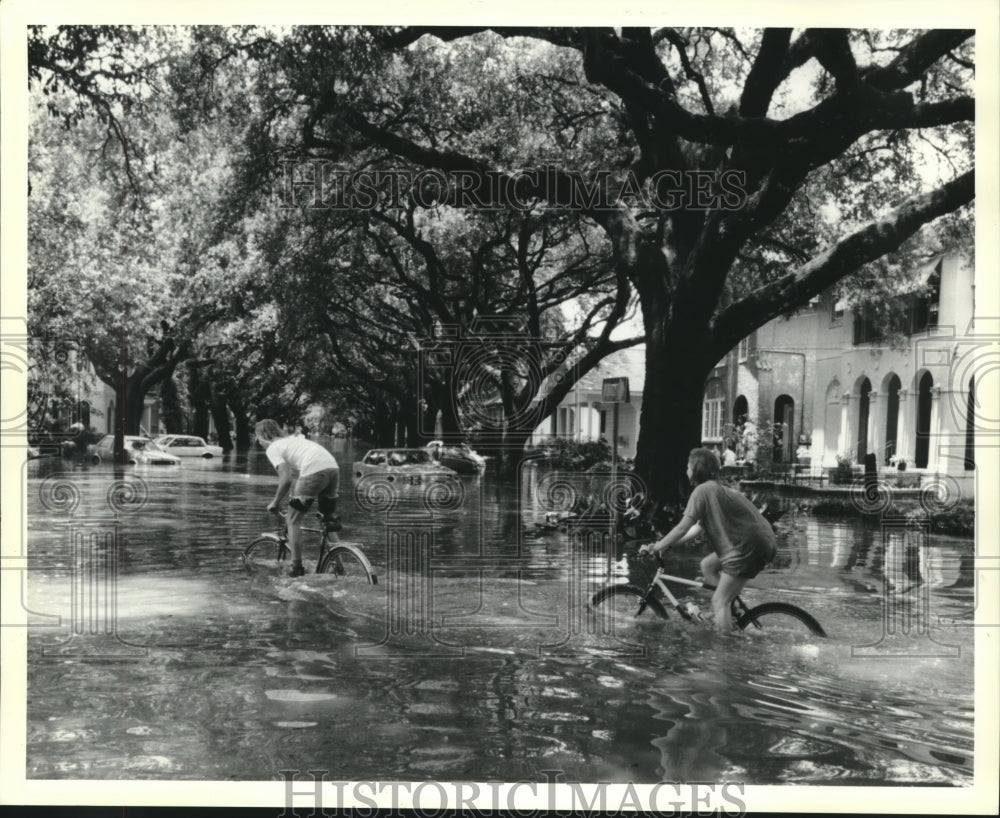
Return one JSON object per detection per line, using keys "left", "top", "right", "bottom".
{"left": 23, "top": 439, "right": 975, "bottom": 784}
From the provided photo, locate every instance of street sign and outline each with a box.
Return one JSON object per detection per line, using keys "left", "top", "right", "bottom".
{"left": 602, "top": 377, "right": 630, "bottom": 404}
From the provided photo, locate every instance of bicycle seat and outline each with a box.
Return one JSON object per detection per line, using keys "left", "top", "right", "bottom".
{"left": 322, "top": 514, "right": 343, "bottom": 533}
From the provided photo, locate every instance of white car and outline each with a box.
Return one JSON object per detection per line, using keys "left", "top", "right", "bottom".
{"left": 91, "top": 435, "right": 181, "bottom": 466}
{"left": 152, "top": 434, "right": 225, "bottom": 458}
{"left": 353, "top": 448, "right": 459, "bottom": 486}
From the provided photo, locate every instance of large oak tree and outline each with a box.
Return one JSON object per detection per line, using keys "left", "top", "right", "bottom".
{"left": 298, "top": 27, "right": 975, "bottom": 501}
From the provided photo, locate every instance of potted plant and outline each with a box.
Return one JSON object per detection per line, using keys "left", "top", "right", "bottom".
{"left": 889, "top": 454, "right": 908, "bottom": 472}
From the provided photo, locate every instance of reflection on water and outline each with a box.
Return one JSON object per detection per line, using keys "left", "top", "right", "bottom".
{"left": 21, "top": 441, "right": 975, "bottom": 784}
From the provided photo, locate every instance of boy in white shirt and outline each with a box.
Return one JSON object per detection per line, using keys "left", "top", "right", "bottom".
{"left": 255, "top": 419, "right": 341, "bottom": 577}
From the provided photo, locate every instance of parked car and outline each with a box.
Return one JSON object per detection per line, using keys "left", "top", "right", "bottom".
{"left": 91, "top": 435, "right": 181, "bottom": 466}
{"left": 152, "top": 434, "right": 224, "bottom": 458}
{"left": 353, "top": 448, "right": 459, "bottom": 486}
{"left": 425, "top": 440, "right": 487, "bottom": 475}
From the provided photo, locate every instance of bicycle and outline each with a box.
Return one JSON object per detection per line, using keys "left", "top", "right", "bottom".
{"left": 242, "top": 510, "right": 378, "bottom": 584}
{"left": 588, "top": 498, "right": 826, "bottom": 637}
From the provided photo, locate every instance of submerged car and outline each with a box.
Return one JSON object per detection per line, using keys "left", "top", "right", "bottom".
{"left": 91, "top": 435, "right": 181, "bottom": 466}
{"left": 353, "top": 448, "right": 459, "bottom": 486}
{"left": 152, "top": 434, "right": 224, "bottom": 458}
{"left": 425, "top": 440, "right": 487, "bottom": 475}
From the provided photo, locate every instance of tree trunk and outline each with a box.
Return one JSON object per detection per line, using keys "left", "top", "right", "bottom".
{"left": 394, "top": 399, "right": 419, "bottom": 447}
{"left": 111, "top": 372, "right": 151, "bottom": 458}
{"left": 420, "top": 398, "right": 440, "bottom": 442}
{"left": 373, "top": 395, "right": 394, "bottom": 445}
{"left": 112, "top": 386, "right": 126, "bottom": 460}
{"left": 498, "top": 427, "right": 535, "bottom": 477}
{"left": 187, "top": 365, "right": 211, "bottom": 439}
{"left": 633, "top": 327, "right": 714, "bottom": 507}
{"left": 94, "top": 336, "right": 190, "bottom": 458}
{"left": 210, "top": 392, "right": 233, "bottom": 452}
{"left": 433, "top": 375, "right": 462, "bottom": 438}
{"left": 124, "top": 374, "right": 148, "bottom": 435}
{"left": 160, "top": 376, "right": 184, "bottom": 433}
{"left": 230, "top": 392, "right": 252, "bottom": 450}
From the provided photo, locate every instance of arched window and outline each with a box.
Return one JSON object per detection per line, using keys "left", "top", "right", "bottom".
{"left": 773, "top": 394, "right": 795, "bottom": 463}
{"left": 856, "top": 378, "right": 872, "bottom": 461}
{"left": 733, "top": 395, "right": 749, "bottom": 426}
{"left": 915, "top": 371, "right": 933, "bottom": 468}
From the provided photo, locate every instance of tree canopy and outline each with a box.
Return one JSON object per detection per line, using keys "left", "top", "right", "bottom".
{"left": 27, "top": 25, "right": 975, "bottom": 494}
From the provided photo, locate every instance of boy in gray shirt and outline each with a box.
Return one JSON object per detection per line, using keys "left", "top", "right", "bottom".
{"left": 640, "top": 448, "right": 776, "bottom": 631}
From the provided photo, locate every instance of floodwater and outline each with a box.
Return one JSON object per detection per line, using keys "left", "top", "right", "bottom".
{"left": 21, "top": 439, "right": 975, "bottom": 785}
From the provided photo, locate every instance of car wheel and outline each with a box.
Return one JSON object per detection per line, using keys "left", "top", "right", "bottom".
{"left": 202, "top": 452, "right": 213, "bottom": 458}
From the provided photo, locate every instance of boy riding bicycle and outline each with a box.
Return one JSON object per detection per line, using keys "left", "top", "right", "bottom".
{"left": 639, "top": 447, "right": 776, "bottom": 632}
{"left": 255, "top": 419, "right": 341, "bottom": 577}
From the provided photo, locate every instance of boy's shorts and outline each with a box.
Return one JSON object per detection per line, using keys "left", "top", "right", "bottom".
{"left": 291, "top": 468, "right": 340, "bottom": 505}
{"left": 721, "top": 541, "right": 776, "bottom": 579}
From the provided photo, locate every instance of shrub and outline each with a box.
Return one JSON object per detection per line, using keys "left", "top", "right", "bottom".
{"left": 526, "top": 437, "right": 620, "bottom": 471}
{"left": 831, "top": 454, "right": 855, "bottom": 485}
{"left": 926, "top": 499, "right": 975, "bottom": 537}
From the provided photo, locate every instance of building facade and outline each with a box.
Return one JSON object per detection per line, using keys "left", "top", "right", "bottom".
{"left": 541, "top": 253, "right": 977, "bottom": 489}
{"left": 532, "top": 347, "right": 646, "bottom": 459}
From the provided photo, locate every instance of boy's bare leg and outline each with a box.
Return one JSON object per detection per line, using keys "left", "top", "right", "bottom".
{"left": 700, "top": 553, "right": 722, "bottom": 587}
{"left": 287, "top": 506, "right": 305, "bottom": 565}
{"left": 712, "top": 572, "right": 749, "bottom": 632}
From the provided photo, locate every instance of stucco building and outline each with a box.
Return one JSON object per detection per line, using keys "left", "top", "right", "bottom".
{"left": 541, "top": 253, "right": 978, "bottom": 490}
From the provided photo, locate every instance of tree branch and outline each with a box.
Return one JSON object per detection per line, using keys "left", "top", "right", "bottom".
{"left": 862, "top": 30, "right": 975, "bottom": 91}
{"left": 711, "top": 169, "right": 974, "bottom": 350}
{"left": 658, "top": 28, "right": 715, "bottom": 115}
{"left": 739, "top": 28, "right": 793, "bottom": 117}
{"left": 810, "top": 29, "right": 859, "bottom": 90}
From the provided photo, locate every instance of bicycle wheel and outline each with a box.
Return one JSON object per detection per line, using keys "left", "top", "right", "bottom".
{"left": 737, "top": 602, "right": 826, "bottom": 637}
{"left": 242, "top": 535, "right": 289, "bottom": 575}
{"left": 589, "top": 584, "right": 667, "bottom": 633}
{"left": 318, "top": 545, "right": 378, "bottom": 585}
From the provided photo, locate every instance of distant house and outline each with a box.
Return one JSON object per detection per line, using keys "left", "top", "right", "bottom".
{"left": 32, "top": 351, "right": 162, "bottom": 438}
{"left": 80, "top": 377, "right": 163, "bottom": 437}
{"left": 531, "top": 346, "right": 646, "bottom": 459}
{"left": 542, "top": 253, "right": 977, "bottom": 489}
{"left": 807, "top": 254, "right": 975, "bottom": 489}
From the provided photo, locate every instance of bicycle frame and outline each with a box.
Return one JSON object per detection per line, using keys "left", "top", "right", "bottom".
{"left": 273, "top": 512, "right": 341, "bottom": 565}
{"left": 640, "top": 566, "right": 752, "bottom": 622}
{"left": 255, "top": 511, "right": 377, "bottom": 584}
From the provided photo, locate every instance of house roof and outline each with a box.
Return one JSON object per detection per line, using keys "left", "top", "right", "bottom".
{"left": 571, "top": 346, "right": 646, "bottom": 395}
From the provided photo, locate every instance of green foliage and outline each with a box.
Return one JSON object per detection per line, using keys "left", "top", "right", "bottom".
{"left": 927, "top": 499, "right": 975, "bottom": 537}
{"left": 526, "top": 437, "right": 622, "bottom": 471}
{"left": 806, "top": 496, "right": 974, "bottom": 538}
{"left": 26, "top": 25, "right": 976, "bottom": 488}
